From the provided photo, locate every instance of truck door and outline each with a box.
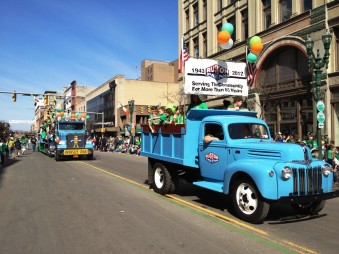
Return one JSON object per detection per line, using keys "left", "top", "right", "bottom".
{"left": 198, "top": 123, "right": 228, "bottom": 181}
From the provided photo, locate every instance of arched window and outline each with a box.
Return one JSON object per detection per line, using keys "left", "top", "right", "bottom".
{"left": 261, "top": 46, "right": 309, "bottom": 87}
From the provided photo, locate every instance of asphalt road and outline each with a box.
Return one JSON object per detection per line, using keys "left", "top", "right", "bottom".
{"left": 0, "top": 150, "right": 338, "bottom": 254}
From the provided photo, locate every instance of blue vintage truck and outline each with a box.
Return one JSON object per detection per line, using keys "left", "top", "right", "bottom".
{"left": 141, "top": 109, "right": 339, "bottom": 223}
{"left": 54, "top": 119, "right": 94, "bottom": 161}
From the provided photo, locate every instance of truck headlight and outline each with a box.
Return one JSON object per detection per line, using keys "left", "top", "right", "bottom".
{"left": 282, "top": 166, "right": 291, "bottom": 180}
{"left": 322, "top": 164, "right": 331, "bottom": 177}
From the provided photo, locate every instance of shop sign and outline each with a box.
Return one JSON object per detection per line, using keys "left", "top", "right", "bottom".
{"left": 317, "top": 112, "right": 325, "bottom": 123}
{"left": 316, "top": 101, "right": 325, "bottom": 112}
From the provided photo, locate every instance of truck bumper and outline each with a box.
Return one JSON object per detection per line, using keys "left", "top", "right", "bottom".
{"left": 56, "top": 148, "right": 94, "bottom": 156}
{"left": 277, "top": 189, "right": 339, "bottom": 203}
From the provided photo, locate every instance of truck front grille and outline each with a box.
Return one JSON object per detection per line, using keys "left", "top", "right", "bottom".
{"left": 292, "top": 166, "right": 322, "bottom": 196}
{"left": 66, "top": 134, "right": 86, "bottom": 148}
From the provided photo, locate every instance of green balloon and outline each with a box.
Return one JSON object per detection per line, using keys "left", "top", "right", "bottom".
{"left": 247, "top": 53, "right": 257, "bottom": 63}
{"left": 249, "top": 36, "right": 262, "bottom": 47}
{"left": 221, "top": 23, "right": 234, "bottom": 35}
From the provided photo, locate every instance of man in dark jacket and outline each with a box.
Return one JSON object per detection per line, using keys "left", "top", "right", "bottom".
{"left": 14, "top": 138, "right": 22, "bottom": 158}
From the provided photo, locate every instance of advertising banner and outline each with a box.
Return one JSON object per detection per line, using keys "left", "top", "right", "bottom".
{"left": 184, "top": 58, "right": 247, "bottom": 96}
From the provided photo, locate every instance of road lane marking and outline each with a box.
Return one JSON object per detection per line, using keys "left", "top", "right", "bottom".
{"left": 78, "top": 161, "right": 318, "bottom": 254}
{"left": 283, "top": 241, "right": 318, "bottom": 254}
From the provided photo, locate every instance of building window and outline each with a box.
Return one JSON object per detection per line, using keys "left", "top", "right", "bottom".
{"left": 203, "top": 32, "right": 207, "bottom": 57}
{"left": 185, "top": 9, "right": 189, "bottom": 32}
{"left": 193, "top": 3, "right": 199, "bottom": 26}
{"left": 303, "top": 0, "right": 312, "bottom": 12}
{"left": 241, "top": 9, "right": 248, "bottom": 41}
{"left": 280, "top": 0, "right": 292, "bottom": 22}
{"left": 262, "top": 46, "right": 309, "bottom": 87}
{"left": 335, "top": 27, "right": 339, "bottom": 71}
{"left": 203, "top": 0, "right": 207, "bottom": 21}
{"left": 218, "top": 0, "right": 222, "bottom": 12}
{"left": 193, "top": 37, "right": 199, "bottom": 57}
{"left": 262, "top": 0, "right": 271, "bottom": 29}
{"left": 229, "top": 0, "right": 236, "bottom": 4}
{"left": 228, "top": 16, "right": 236, "bottom": 42}
{"left": 216, "top": 22, "right": 222, "bottom": 51}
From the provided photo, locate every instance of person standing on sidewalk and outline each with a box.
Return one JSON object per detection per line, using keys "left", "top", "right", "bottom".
{"left": 0, "top": 138, "right": 5, "bottom": 165}
{"left": 31, "top": 136, "right": 37, "bottom": 152}
{"left": 14, "top": 138, "right": 21, "bottom": 158}
{"left": 8, "top": 137, "right": 15, "bottom": 159}
{"left": 20, "top": 136, "right": 28, "bottom": 155}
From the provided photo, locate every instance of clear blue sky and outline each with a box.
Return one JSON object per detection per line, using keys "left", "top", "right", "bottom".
{"left": 0, "top": 0, "right": 178, "bottom": 131}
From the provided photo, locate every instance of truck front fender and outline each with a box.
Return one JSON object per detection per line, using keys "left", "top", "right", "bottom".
{"left": 224, "top": 159, "right": 278, "bottom": 200}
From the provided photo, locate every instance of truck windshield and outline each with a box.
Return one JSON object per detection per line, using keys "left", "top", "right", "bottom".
{"left": 228, "top": 123, "right": 269, "bottom": 140}
{"left": 58, "top": 123, "right": 85, "bottom": 130}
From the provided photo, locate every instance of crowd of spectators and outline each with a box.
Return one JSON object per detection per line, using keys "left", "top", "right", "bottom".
{"left": 0, "top": 134, "right": 33, "bottom": 166}
{"left": 92, "top": 135, "right": 141, "bottom": 156}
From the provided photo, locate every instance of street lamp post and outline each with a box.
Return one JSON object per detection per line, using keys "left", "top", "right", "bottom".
{"left": 128, "top": 99, "right": 135, "bottom": 144}
{"left": 305, "top": 29, "right": 332, "bottom": 157}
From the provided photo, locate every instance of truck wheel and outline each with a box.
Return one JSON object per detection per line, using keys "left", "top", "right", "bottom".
{"left": 292, "top": 200, "right": 326, "bottom": 215}
{"left": 152, "top": 163, "right": 173, "bottom": 195}
{"left": 232, "top": 178, "right": 270, "bottom": 224}
{"left": 87, "top": 154, "right": 93, "bottom": 160}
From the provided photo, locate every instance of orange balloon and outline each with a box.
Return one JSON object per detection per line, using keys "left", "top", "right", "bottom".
{"left": 251, "top": 41, "right": 263, "bottom": 55}
{"left": 82, "top": 113, "right": 87, "bottom": 118}
{"left": 217, "top": 31, "right": 230, "bottom": 45}
{"left": 60, "top": 112, "right": 64, "bottom": 117}
{"left": 71, "top": 113, "right": 75, "bottom": 119}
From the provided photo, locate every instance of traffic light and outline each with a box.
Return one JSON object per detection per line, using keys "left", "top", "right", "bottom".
{"left": 12, "top": 91, "right": 16, "bottom": 102}
{"left": 147, "top": 105, "right": 151, "bottom": 113}
{"left": 140, "top": 106, "right": 144, "bottom": 114}
{"left": 43, "top": 95, "right": 48, "bottom": 104}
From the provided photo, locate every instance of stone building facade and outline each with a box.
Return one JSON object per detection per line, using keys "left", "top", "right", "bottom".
{"left": 179, "top": 0, "right": 339, "bottom": 143}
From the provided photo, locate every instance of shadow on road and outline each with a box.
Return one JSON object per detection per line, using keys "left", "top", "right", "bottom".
{"left": 145, "top": 180, "right": 331, "bottom": 224}
{"left": 0, "top": 157, "right": 20, "bottom": 188}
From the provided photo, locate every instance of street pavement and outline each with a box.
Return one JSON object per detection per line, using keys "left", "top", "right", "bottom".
{"left": 0, "top": 151, "right": 287, "bottom": 254}
{"left": 0, "top": 150, "right": 338, "bottom": 254}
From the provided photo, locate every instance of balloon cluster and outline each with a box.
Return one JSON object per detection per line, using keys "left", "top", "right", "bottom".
{"left": 247, "top": 36, "right": 263, "bottom": 63}
{"left": 217, "top": 23, "right": 234, "bottom": 50}
{"left": 56, "top": 111, "right": 90, "bottom": 121}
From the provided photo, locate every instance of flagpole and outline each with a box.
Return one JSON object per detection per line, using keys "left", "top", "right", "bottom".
{"left": 245, "top": 41, "right": 249, "bottom": 87}
{"left": 182, "top": 36, "right": 187, "bottom": 120}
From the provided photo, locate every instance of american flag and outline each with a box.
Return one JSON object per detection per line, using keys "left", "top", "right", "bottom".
{"left": 179, "top": 39, "right": 190, "bottom": 73}
{"left": 246, "top": 43, "right": 258, "bottom": 87}
{"left": 247, "top": 62, "right": 257, "bottom": 88}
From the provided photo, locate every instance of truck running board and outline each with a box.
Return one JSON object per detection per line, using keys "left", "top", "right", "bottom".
{"left": 193, "top": 180, "right": 224, "bottom": 193}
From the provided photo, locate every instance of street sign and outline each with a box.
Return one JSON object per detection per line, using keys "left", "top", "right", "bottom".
{"left": 317, "top": 112, "right": 325, "bottom": 123}
{"left": 318, "top": 122, "right": 324, "bottom": 128}
{"left": 316, "top": 100, "right": 325, "bottom": 111}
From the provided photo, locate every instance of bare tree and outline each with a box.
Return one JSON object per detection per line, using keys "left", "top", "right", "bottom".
{"left": 161, "top": 87, "right": 186, "bottom": 106}
{"left": 248, "top": 71, "right": 275, "bottom": 121}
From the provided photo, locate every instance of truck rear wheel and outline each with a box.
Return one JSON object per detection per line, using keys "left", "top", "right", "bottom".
{"left": 232, "top": 178, "right": 270, "bottom": 224}
{"left": 55, "top": 152, "right": 61, "bottom": 161}
{"left": 152, "top": 163, "right": 174, "bottom": 195}
{"left": 292, "top": 200, "right": 326, "bottom": 215}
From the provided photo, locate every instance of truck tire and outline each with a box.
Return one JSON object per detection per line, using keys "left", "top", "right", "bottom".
{"left": 152, "top": 163, "right": 173, "bottom": 195}
{"left": 292, "top": 200, "right": 326, "bottom": 215}
{"left": 232, "top": 178, "right": 270, "bottom": 224}
{"left": 87, "top": 154, "right": 93, "bottom": 160}
{"left": 55, "top": 152, "right": 60, "bottom": 161}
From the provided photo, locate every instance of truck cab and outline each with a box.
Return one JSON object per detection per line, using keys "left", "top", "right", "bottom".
{"left": 141, "top": 109, "right": 338, "bottom": 223}
{"left": 54, "top": 120, "right": 94, "bottom": 161}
